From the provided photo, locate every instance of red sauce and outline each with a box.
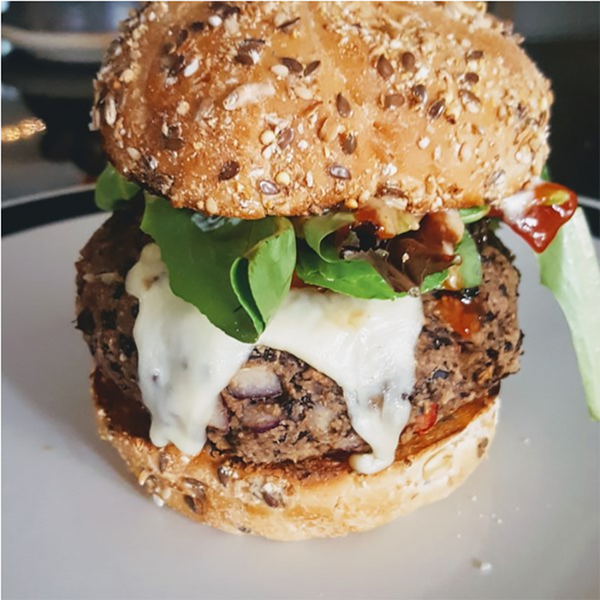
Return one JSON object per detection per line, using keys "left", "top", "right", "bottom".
{"left": 437, "top": 295, "right": 482, "bottom": 339}
{"left": 355, "top": 207, "right": 395, "bottom": 239}
{"left": 291, "top": 271, "right": 310, "bottom": 289}
{"left": 413, "top": 403, "right": 438, "bottom": 434}
{"left": 493, "top": 182, "right": 578, "bottom": 253}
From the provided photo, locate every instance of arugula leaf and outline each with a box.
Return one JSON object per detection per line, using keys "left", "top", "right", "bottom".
{"left": 455, "top": 229, "right": 482, "bottom": 288}
{"left": 296, "top": 241, "right": 398, "bottom": 299}
{"left": 95, "top": 164, "right": 140, "bottom": 211}
{"left": 233, "top": 218, "right": 296, "bottom": 325}
{"left": 537, "top": 208, "right": 600, "bottom": 419}
{"left": 458, "top": 206, "right": 490, "bottom": 224}
{"left": 541, "top": 164, "right": 551, "bottom": 182}
{"left": 301, "top": 212, "right": 356, "bottom": 260}
{"left": 141, "top": 196, "right": 295, "bottom": 343}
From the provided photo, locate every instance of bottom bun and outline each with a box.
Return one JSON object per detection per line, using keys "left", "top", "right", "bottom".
{"left": 92, "top": 370, "right": 499, "bottom": 541}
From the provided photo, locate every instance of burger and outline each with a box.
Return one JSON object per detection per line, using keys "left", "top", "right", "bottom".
{"left": 76, "top": 1, "right": 599, "bottom": 540}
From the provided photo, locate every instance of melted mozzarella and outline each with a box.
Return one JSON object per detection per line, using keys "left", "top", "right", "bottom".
{"left": 126, "top": 244, "right": 423, "bottom": 473}
{"left": 261, "top": 290, "right": 423, "bottom": 474}
{"left": 126, "top": 244, "right": 252, "bottom": 455}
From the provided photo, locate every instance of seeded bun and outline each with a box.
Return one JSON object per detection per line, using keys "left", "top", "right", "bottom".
{"left": 93, "top": 370, "right": 499, "bottom": 541}
{"left": 93, "top": 1, "right": 551, "bottom": 219}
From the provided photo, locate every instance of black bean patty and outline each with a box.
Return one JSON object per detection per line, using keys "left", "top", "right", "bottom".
{"left": 76, "top": 210, "right": 522, "bottom": 464}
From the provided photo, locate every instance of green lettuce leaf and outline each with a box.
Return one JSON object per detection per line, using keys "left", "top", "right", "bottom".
{"left": 141, "top": 195, "right": 295, "bottom": 343}
{"left": 95, "top": 164, "right": 140, "bottom": 211}
{"left": 296, "top": 241, "right": 399, "bottom": 299}
{"left": 537, "top": 208, "right": 600, "bottom": 419}
{"left": 455, "top": 229, "right": 482, "bottom": 288}
{"left": 301, "top": 212, "right": 356, "bottom": 260}
{"left": 458, "top": 206, "right": 490, "bottom": 224}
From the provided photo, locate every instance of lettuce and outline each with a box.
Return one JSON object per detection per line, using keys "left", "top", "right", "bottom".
{"left": 95, "top": 164, "right": 140, "bottom": 211}
{"left": 458, "top": 206, "right": 490, "bottom": 224}
{"left": 537, "top": 208, "right": 600, "bottom": 419}
{"left": 141, "top": 196, "right": 295, "bottom": 343}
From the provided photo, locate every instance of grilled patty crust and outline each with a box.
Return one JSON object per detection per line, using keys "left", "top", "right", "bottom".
{"left": 76, "top": 209, "right": 522, "bottom": 465}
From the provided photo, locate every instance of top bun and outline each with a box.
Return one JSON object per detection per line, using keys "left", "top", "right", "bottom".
{"left": 92, "top": 2, "right": 552, "bottom": 219}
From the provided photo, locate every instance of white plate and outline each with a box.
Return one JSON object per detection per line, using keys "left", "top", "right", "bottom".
{"left": 3, "top": 208, "right": 599, "bottom": 600}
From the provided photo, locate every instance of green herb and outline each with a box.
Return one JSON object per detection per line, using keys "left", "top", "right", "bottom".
{"left": 95, "top": 164, "right": 140, "bottom": 211}
{"left": 296, "top": 241, "right": 399, "bottom": 299}
{"left": 458, "top": 206, "right": 490, "bottom": 224}
{"left": 141, "top": 195, "right": 296, "bottom": 343}
{"left": 537, "top": 208, "right": 600, "bottom": 419}
{"left": 541, "top": 164, "right": 551, "bottom": 182}
{"left": 455, "top": 229, "right": 482, "bottom": 288}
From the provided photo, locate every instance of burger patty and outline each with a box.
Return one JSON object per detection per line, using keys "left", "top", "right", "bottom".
{"left": 76, "top": 209, "right": 522, "bottom": 464}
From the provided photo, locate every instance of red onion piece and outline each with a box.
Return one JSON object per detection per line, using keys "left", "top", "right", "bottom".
{"left": 240, "top": 411, "right": 282, "bottom": 433}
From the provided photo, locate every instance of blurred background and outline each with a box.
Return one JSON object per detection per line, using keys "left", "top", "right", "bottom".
{"left": 1, "top": 1, "right": 599, "bottom": 232}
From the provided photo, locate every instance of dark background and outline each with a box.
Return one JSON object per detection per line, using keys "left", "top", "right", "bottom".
{"left": 2, "top": 2, "right": 599, "bottom": 223}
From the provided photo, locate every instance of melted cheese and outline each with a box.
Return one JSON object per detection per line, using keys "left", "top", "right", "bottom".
{"left": 126, "top": 244, "right": 423, "bottom": 474}
{"left": 126, "top": 245, "right": 252, "bottom": 455}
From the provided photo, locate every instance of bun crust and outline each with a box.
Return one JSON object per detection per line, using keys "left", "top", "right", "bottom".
{"left": 93, "top": 370, "right": 499, "bottom": 540}
{"left": 93, "top": 1, "right": 551, "bottom": 219}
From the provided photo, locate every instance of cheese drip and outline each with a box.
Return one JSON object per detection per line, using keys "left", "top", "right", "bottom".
{"left": 126, "top": 244, "right": 423, "bottom": 473}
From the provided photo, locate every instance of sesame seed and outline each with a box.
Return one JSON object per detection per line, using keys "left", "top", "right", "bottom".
{"left": 153, "top": 494, "right": 165, "bottom": 507}
{"left": 208, "top": 15, "right": 222, "bottom": 27}
{"left": 260, "top": 130, "right": 276, "bottom": 145}
{"left": 104, "top": 96, "right": 116, "bottom": 126}
{"left": 304, "top": 60, "right": 321, "bottom": 77}
{"left": 328, "top": 164, "right": 351, "bottom": 180}
{"left": 319, "top": 117, "right": 339, "bottom": 142}
{"left": 411, "top": 85, "right": 427, "bottom": 105}
{"left": 259, "top": 179, "right": 280, "bottom": 195}
{"left": 459, "top": 89, "right": 481, "bottom": 113}
{"left": 218, "top": 160, "right": 240, "bottom": 181}
{"left": 271, "top": 64, "right": 289, "bottom": 78}
{"left": 376, "top": 54, "right": 394, "bottom": 79}
{"left": 183, "top": 58, "right": 199, "bottom": 78}
{"left": 466, "top": 49, "right": 484, "bottom": 61}
{"left": 459, "top": 144, "right": 473, "bottom": 161}
{"left": 176, "top": 29, "right": 189, "bottom": 47}
{"left": 275, "top": 171, "right": 291, "bottom": 186}
{"left": 336, "top": 93, "right": 352, "bottom": 118}
{"left": 297, "top": 140, "right": 309, "bottom": 150}
{"left": 306, "top": 171, "right": 314, "bottom": 187}
{"left": 341, "top": 132, "right": 357, "bottom": 155}
{"left": 428, "top": 98, "right": 446, "bottom": 120}
{"left": 382, "top": 163, "right": 397, "bottom": 176}
{"left": 276, "top": 16, "right": 300, "bottom": 31}
{"left": 281, "top": 57, "right": 303, "bottom": 74}
{"left": 346, "top": 198, "right": 358, "bottom": 210}
{"left": 295, "top": 85, "right": 313, "bottom": 100}
{"left": 196, "top": 98, "right": 214, "bottom": 120}
{"left": 206, "top": 198, "right": 218, "bottom": 213}
{"left": 384, "top": 93, "right": 405, "bottom": 110}
{"left": 177, "top": 100, "right": 190, "bottom": 116}
{"left": 121, "top": 68, "right": 134, "bottom": 83}
{"left": 262, "top": 143, "right": 276, "bottom": 159}
{"left": 277, "top": 127, "right": 295, "bottom": 149}
{"left": 401, "top": 51, "right": 416, "bottom": 70}
{"left": 418, "top": 137, "right": 430, "bottom": 149}
{"left": 127, "top": 147, "right": 141, "bottom": 160}
{"left": 464, "top": 72, "right": 480, "bottom": 85}
{"left": 189, "top": 21, "right": 206, "bottom": 33}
